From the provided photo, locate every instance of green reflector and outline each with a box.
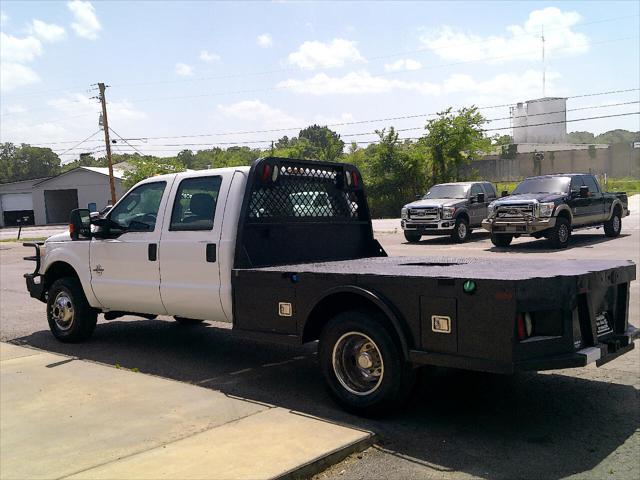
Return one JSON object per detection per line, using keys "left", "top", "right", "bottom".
{"left": 463, "top": 280, "right": 476, "bottom": 294}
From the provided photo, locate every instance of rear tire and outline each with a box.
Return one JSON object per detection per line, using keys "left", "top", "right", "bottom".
{"left": 403, "top": 231, "right": 422, "bottom": 243}
{"left": 318, "top": 309, "right": 414, "bottom": 416}
{"left": 451, "top": 217, "right": 471, "bottom": 243}
{"left": 548, "top": 216, "right": 571, "bottom": 249}
{"left": 47, "top": 277, "right": 97, "bottom": 343}
{"left": 174, "top": 317, "right": 205, "bottom": 326}
{"left": 491, "top": 233, "right": 513, "bottom": 247}
{"left": 603, "top": 208, "right": 622, "bottom": 237}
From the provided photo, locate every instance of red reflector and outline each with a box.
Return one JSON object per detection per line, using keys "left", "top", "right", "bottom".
{"left": 261, "top": 164, "right": 271, "bottom": 182}
{"left": 352, "top": 170, "right": 359, "bottom": 188}
{"left": 516, "top": 313, "right": 527, "bottom": 341}
{"left": 69, "top": 223, "right": 75, "bottom": 234}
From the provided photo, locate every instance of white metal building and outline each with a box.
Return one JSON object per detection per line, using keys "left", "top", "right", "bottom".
{"left": 511, "top": 97, "right": 568, "bottom": 144}
{"left": 0, "top": 167, "right": 125, "bottom": 227}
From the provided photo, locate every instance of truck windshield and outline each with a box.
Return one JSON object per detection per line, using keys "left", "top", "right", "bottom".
{"left": 512, "top": 177, "right": 570, "bottom": 195}
{"left": 422, "top": 185, "right": 469, "bottom": 199}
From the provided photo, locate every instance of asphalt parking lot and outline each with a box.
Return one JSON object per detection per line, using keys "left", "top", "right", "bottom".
{"left": 1, "top": 197, "right": 638, "bottom": 480}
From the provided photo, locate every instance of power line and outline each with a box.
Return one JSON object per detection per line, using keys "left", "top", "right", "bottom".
{"left": 56, "top": 130, "right": 103, "bottom": 156}
{"left": 109, "top": 127, "right": 146, "bottom": 156}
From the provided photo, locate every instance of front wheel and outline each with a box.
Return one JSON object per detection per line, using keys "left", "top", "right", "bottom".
{"left": 451, "top": 217, "right": 471, "bottom": 243}
{"left": 548, "top": 217, "right": 571, "bottom": 249}
{"left": 491, "top": 233, "right": 513, "bottom": 247}
{"left": 47, "top": 277, "right": 97, "bottom": 343}
{"left": 603, "top": 209, "right": 622, "bottom": 237}
{"left": 319, "top": 310, "right": 414, "bottom": 416}
{"left": 403, "top": 231, "right": 422, "bottom": 243}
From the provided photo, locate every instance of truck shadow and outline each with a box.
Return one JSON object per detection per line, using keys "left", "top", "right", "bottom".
{"left": 406, "top": 231, "right": 490, "bottom": 245}
{"left": 488, "top": 233, "right": 630, "bottom": 253}
{"left": 11, "top": 319, "right": 639, "bottom": 480}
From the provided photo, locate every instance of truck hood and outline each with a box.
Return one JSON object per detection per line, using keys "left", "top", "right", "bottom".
{"left": 404, "top": 198, "right": 465, "bottom": 209}
{"left": 46, "top": 232, "right": 72, "bottom": 243}
{"left": 494, "top": 193, "right": 565, "bottom": 204}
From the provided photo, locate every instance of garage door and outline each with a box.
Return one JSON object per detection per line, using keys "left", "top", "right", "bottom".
{"left": 1, "top": 193, "right": 33, "bottom": 211}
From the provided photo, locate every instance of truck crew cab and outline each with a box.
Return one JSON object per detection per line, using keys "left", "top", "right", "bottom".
{"left": 25, "top": 158, "right": 638, "bottom": 415}
{"left": 401, "top": 181, "right": 496, "bottom": 243}
{"left": 482, "top": 173, "right": 629, "bottom": 249}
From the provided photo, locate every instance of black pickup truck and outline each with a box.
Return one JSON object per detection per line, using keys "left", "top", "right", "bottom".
{"left": 26, "top": 159, "right": 638, "bottom": 416}
{"left": 482, "top": 173, "right": 629, "bottom": 248}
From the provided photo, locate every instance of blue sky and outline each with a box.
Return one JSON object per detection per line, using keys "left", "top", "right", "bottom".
{"left": 1, "top": 1, "right": 638, "bottom": 161}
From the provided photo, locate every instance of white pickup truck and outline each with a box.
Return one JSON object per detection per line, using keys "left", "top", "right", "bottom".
{"left": 24, "top": 157, "right": 638, "bottom": 415}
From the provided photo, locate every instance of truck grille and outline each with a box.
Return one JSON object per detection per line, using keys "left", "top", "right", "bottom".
{"left": 409, "top": 207, "right": 439, "bottom": 221}
{"left": 496, "top": 203, "right": 535, "bottom": 218}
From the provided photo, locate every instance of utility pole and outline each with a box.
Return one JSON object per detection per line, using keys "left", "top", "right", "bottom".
{"left": 541, "top": 25, "right": 546, "bottom": 97}
{"left": 98, "top": 83, "right": 117, "bottom": 205}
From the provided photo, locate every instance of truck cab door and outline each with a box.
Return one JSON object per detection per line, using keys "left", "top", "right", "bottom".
{"left": 468, "top": 184, "right": 485, "bottom": 227}
{"left": 581, "top": 175, "right": 605, "bottom": 223}
{"left": 569, "top": 176, "right": 588, "bottom": 226}
{"left": 158, "top": 174, "right": 228, "bottom": 322}
{"left": 90, "top": 180, "right": 170, "bottom": 315}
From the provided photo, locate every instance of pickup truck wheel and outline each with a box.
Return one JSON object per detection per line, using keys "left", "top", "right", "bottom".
{"left": 403, "top": 231, "right": 421, "bottom": 243}
{"left": 604, "top": 209, "right": 622, "bottom": 237}
{"left": 47, "top": 277, "right": 97, "bottom": 343}
{"left": 451, "top": 217, "right": 470, "bottom": 243}
{"left": 490, "top": 233, "right": 513, "bottom": 247}
{"left": 548, "top": 217, "right": 571, "bottom": 249}
{"left": 319, "top": 310, "right": 413, "bottom": 416}
{"left": 174, "top": 316, "right": 205, "bottom": 325}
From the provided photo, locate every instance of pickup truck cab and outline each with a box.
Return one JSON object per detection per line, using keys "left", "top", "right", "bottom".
{"left": 401, "top": 181, "right": 497, "bottom": 243}
{"left": 482, "top": 173, "right": 629, "bottom": 249}
{"left": 24, "top": 158, "right": 638, "bottom": 415}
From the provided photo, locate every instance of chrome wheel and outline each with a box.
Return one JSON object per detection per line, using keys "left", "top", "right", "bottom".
{"left": 558, "top": 223, "right": 569, "bottom": 244}
{"left": 51, "top": 292, "right": 74, "bottom": 331}
{"left": 457, "top": 222, "right": 467, "bottom": 240}
{"left": 332, "top": 332, "right": 384, "bottom": 396}
{"left": 613, "top": 215, "right": 621, "bottom": 233}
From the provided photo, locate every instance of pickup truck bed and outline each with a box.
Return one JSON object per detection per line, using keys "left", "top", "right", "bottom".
{"left": 234, "top": 255, "right": 636, "bottom": 375}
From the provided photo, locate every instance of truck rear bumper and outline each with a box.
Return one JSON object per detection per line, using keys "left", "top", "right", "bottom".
{"left": 482, "top": 217, "right": 556, "bottom": 234}
{"left": 515, "top": 326, "right": 638, "bottom": 371}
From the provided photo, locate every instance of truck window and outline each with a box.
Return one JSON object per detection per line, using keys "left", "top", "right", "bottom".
{"left": 470, "top": 184, "right": 483, "bottom": 198}
{"left": 169, "top": 176, "right": 222, "bottom": 231}
{"left": 570, "top": 176, "right": 584, "bottom": 194}
{"left": 482, "top": 183, "right": 497, "bottom": 199}
{"left": 582, "top": 175, "right": 600, "bottom": 194}
{"left": 110, "top": 181, "right": 166, "bottom": 232}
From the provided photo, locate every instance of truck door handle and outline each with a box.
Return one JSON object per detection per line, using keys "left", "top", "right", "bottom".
{"left": 148, "top": 243, "right": 157, "bottom": 261}
{"left": 206, "top": 243, "right": 216, "bottom": 263}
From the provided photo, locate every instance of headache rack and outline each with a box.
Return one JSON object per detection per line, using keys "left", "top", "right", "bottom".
{"left": 234, "top": 157, "right": 386, "bottom": 269}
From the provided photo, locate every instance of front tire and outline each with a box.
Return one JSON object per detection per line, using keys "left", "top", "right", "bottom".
{"left": 548, "top": 216, "right": 571, "bottom": 249}
{"left": 491, "top": 233, "right": 513, "bottom": 247}
{"left": 451, "top": 217, "right": 471, "bottom": 243}
{"left": 318, "top": 310, "right": 414, "bottom": 416}
{"left": 403, "top": 231, "right": 422, "bottom": 243}
{"left": 604, "top": 208, "right": 622, "bottom": 237}
{"left": 47, "top": 277, "right": 97, "bottom": 343}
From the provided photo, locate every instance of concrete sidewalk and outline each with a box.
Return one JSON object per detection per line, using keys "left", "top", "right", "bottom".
{"left": 0, "top": 343, "right": 373, "bottom": 480}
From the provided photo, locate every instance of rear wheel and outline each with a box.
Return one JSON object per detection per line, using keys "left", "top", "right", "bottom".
{"left": 491, "top": 233, "right": 513, "bottom": 247}
{"left": 174, "top": 317, "right": 205, "bottom": 326}
{"left": 451, "top": 217, "right": 471, "bottom": 243}
{"left": 603, "top": 208, "right": 622, "bottom": 237}
{"left": 47, "top": 277, "right": 97, "bottom": 343}
{"left": 403, "top": 231, "right": 422, "bottom": 243}
{"left": 319, "top": 310, "right": 414, "bottom": 416}
{"left": 548, "top": 216, "right": 571, "bottom": 249}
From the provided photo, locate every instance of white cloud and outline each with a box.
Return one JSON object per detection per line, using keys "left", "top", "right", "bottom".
{"left": 199, "top": 50, "right": 220, "bottom": 62}
{"left": 1, "top": 10, "right": 8, "bottom": 27}
{"left": 30, "top": 19, "right": 67, "bottom": 43}
{"left": 0, "top": 121, "right": 66, "bottom": 143}
{"left": 175, "top": 62, "right": 194, "bottom": 76}
{"left": 67, "top": 1, "right": 101, "bottom": 40}
{"left": 48, "top": 93, "right": 146, "bottom": 121}
{"left": 0, "top": 62, "right": 41, "bottom": 92}
{"left": 218, "top": 100, "right": 300, "bottom": 128}
{"left": 4, "top": 104, "right": 27, "bottom": 114}
{"left": 288, "top": 38, "right": 364, "bottom": 70}
{"left": 0, "top": 32, "right": 42, "bottom": 62}
{"left": 257, "top": 33, "right": 273, "bottom": 48}
{"left": 421, "top": 7, "right": 588, "bottom": 63}
{"left": 384, "top": 58, "right": 422, "bottom": 72}
{"left": 313, "top": 112, "right": 355, "bottom": 125}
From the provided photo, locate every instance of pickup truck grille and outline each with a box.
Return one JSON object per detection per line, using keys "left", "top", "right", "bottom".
{"left": 409, "top": 207, "right": 439, "bottom": 221}
{"left": 496, "top": 203, "right": 535, "bottom": 218}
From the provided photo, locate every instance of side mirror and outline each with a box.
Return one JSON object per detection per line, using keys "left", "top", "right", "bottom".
{"left": 415, "top": 194, "right": 422, "bottom": 200}
{"left": 477, "top": 192, "right": 485, "bottom": 203}
{"left": 501, "top": 190, "right": 509, "bottom": 197}
{"left": 580, "top": 185, "right": 590, "bottom": 198}
{"left": 69, "top": 209, "right": 91, "bottom": 240}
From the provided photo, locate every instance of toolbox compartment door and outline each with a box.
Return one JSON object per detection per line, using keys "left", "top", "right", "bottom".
{"left": 420, "top": 296, "right": 458, "bottom": 354}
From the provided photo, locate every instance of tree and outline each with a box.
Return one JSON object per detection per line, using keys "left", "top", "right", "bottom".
{"left": 298, "top": 125, "right": 345, "bottom": 161}
{"left": 420, "top": 107, "right": 490, "bottom": 184}
{"left": 0, "top": 143, "right": 61, "bottom": 183}
{"left": 122, "top": 157, "right": 186, "bottom": 189}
